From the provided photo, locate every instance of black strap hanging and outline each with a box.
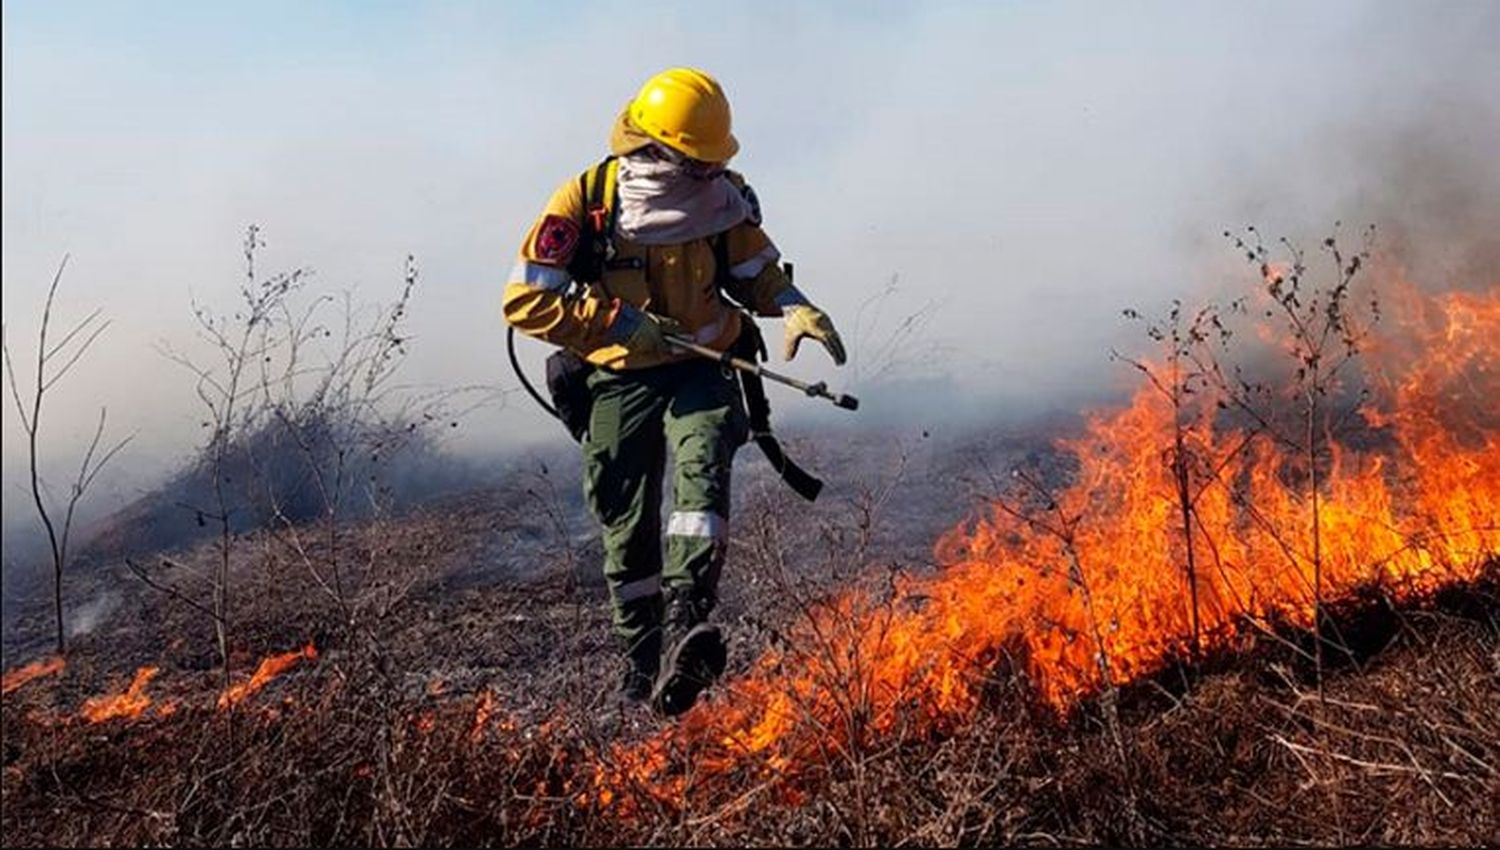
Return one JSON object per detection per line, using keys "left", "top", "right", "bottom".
{"left": 712, "top": 235, "right": 824, "bottom": 502}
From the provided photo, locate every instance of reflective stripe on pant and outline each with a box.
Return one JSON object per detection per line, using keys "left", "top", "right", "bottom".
{"left": 583, "top": 358, "right": 748, "bottom": 654}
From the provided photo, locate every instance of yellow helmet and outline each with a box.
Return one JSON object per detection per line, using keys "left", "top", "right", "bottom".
{"left": 627, "top": 67, "right": 739, "bottom": 163}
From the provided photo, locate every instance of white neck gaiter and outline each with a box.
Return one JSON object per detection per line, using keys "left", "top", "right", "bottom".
{"left": 615, "top": 148, "right": 752, "bottom": 245}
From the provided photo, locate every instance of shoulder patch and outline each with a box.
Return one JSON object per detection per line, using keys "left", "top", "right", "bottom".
{"left": 534, "top": 214, "right": 581, "bottom": 263}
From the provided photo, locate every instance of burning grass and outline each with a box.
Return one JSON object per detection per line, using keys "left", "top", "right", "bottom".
{"left": 2, "top": 253, "right": 1496, "bottom": 846}
{"left": 217, "top": 643, "right": 318, "bottom": 710}
{"left": 581, "top": 271, "right": 1499, "bottom": 812}
{"left": 0, "top": 657, "right": 63, "bottom": 695}
{"left": 78, "top": 666, "right": 160, "bottom": 724}
{"left": 1, "top": 587, "right": 1495, "bottom": 846}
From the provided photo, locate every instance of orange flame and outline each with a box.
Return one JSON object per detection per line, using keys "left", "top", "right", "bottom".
{"left": 81, "top": 666, "right": 159, "bottom": 723}
{"left": 470, "top": 690, "right": 496, "bottom": 742}
{"left": 594, "top": 273, "right": 1499, "bottom": 806}
{"left": 217, "top": 643, "right": 318, "bottom": 710}
{"left": 1, "top": 656, "right": 65, "bottom": 695}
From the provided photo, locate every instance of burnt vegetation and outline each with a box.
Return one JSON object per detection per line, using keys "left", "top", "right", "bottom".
{"left": 2, "top": 227, "right": 1497, "bottom": 847}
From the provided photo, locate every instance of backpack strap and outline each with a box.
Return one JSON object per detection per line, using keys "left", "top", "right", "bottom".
{"left": 729, "top": 315, "right": 823, "bottom": 502}
{"left": 712, "top": 247, "right": 823, "bottom": 501}
{"left": 567, "top": 156, "right": 615, "bottom": 285}
{"left": 567, "top": 156, "right": 644, "bottom": 289}
{"left": 710, "top": 231, "right": 758, "bottom": 308}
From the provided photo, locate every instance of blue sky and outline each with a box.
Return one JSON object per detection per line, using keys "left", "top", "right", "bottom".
{"left": 4, "top": 1, "right": 1498, "bottom": 487}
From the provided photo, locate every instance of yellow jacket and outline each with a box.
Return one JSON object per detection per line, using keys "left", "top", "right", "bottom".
{"left": 502, "top": 162, "right": 796, "bottom": 371}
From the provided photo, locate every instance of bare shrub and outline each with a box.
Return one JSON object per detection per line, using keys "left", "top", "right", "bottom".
{"left": 3, "top": 256, "right": 131, "bottom": 654}
{"left": 126, "top": 226, "right": 478, "bottom": 683}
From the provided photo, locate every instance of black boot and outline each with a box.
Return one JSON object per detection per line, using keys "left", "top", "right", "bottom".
{"left": 618, "top": 630, "right": 660, "bottom": 705}
{"left": 652, "top": 591, "right": 727, "bottom": 717}
{"left": 620, "top": 664, "right": 654, "bottom": 703}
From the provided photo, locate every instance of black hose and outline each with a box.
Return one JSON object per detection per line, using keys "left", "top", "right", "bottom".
{"left": 506, "top": 326, "right": 560, "bottom": 420}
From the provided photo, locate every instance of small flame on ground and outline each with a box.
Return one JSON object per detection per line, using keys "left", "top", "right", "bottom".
{"left": 470, "top": 690, "right": 496, "bottom": 742}
{"left": 217, "top": 643, "right": 318, "bottom": 710}
{"left": 81, "top": 666, "right": 159, "bottom": 723}
{"left": 1, "top": 656, "right": 65, "bottom": 695}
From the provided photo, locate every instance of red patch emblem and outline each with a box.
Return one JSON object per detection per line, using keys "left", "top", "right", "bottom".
{"left": 534, "top": 214, "right": 580, "bottom": 262}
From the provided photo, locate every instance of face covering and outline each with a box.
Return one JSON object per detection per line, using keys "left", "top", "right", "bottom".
{"left": 615, "top": 144, "right": 752, "bottom": 245}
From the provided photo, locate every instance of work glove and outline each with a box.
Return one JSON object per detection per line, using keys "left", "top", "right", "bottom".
{"left": 783, "top": 304, "right": 846, "bottom": 365}
{"left": 618, "top": 304, "right": 685, "bottom": 357}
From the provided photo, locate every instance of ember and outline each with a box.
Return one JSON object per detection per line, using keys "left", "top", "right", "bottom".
{"left": 470, "top": 690, "right": 496, "bottom": 742}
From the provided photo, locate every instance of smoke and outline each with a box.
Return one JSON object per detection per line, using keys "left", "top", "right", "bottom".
{"left": 1204, "top": 4, "right": 1500, "bottom": 296}
{"left": 1340, "top": 101, "right": 1500, "bottom": 294}
{"left": 65, "top": 591, "right": 117, "bottom": 639}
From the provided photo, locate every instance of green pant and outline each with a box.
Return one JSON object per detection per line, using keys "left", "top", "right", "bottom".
{"left": 583, "top": 359, "right": 749, "bottom": 666}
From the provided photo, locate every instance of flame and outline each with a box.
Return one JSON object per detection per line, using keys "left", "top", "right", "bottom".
{"left": 470, "top": 690, "right": 496, "bottom": 742}
{"left": 593, "top": 273, "right": 1498, "bottom": 806}
{"left": 217, "top": 643, "right": 318, "bottom": 710}
{"left": 1, "top": 656, "right": 65, "bottom": 695}
{"left": 81, "top": 666, "right": 159, "bottom": 723}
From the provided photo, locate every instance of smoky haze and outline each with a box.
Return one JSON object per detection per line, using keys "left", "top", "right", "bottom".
{"left": 3, "top": 2, "right": 1498, "bottom": 516}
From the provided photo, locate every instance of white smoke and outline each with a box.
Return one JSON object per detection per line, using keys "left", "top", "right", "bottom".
{"left": 65, "top": 591, "right": 118, "bottom": 639}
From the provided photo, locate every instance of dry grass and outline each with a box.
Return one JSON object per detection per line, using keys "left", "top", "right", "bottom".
{"left": 3, "top": 591, "right": 1494, "bottom": 846}
{"left": 2, "top": 441, "right": 1496, "bottom": 847}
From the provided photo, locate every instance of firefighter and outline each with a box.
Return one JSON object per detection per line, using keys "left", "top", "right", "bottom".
{"left": 502, "top": 68, "right": 845, "bottom": 716}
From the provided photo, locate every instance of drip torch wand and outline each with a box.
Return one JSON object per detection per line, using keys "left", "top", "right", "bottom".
{"left": 664, "top": 333, "right": 860, "bottom": 411}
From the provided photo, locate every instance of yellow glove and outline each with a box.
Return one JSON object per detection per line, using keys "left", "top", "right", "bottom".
{"left": 619, "top": 305, "right": 685, "bottom": 357}
{"left": 783, "top": 304, "right": 846, "bottom": 365}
